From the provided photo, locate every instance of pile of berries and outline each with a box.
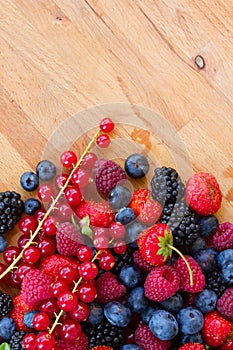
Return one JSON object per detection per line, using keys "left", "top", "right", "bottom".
{"left": 0, "top": 117, "right": 232, "bottom": 350}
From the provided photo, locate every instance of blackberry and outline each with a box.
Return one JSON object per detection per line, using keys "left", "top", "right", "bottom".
{"left": 84, "top": 317, "right": 125, "bottom": 349}
{"left": 161, "top": 201, "right": 200, "bottom": 248}
{"left": 0, "top": 191, "right": 24, "bottom": 234}
{"left": 111, "top": 246, "right": 134, "bottom": 274}
{"left": 9, "top": 330, "right": 25, "bottom": 350}
{"left": 205, "top": 269, "right": 228, "bottom": 297}
{"left": 151, "top": 167, "right": 185, "bottom": 205}
{"left": 0, "top": 290, "right": 13, "bottom": 318}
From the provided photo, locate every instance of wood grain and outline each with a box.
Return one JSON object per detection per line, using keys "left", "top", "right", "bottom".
{"left": 0, "top": 0, "right": 232, "bottom": 293}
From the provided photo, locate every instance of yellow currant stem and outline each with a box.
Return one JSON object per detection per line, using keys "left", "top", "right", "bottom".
{"left": 49, "top": 246, "right": 107, "bottom": 334}
{"left": 0, "top": 129, "right": 101, "bottom": 281}
{"left": 167, "top": 244, "right": 194, "bottom": 287}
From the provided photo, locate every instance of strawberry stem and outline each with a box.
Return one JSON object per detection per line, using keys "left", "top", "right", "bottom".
{"left": 0, "top": 129, "right": 100, "bottom": 281}
{"left": 167, "top": 244, "right": 194, "bottom": 287}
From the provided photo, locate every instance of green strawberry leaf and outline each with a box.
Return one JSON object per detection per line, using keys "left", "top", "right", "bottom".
{"left": 79, "top": 215, "right": 90, "bottom": 227}
{"left": 81, "top": 225, "right": 93, "bottom": 239}
{"left": 0, "top": 343, "right": 11, "bottom": 350}
{"left": 157, "top": 230, "right": 173, "bottom": 261}
{"left": 71, "top": 214, "right": 80, "bottom": 230}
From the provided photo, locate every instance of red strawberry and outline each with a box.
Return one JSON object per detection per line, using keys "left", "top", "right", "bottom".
{"left": 137, "top": 223, "right": 173, "bottom": 266}
{"left": 96, "top": 272, "right": 126, "bottom": 304}
{"left": 10, "top": 294, "right": 34, "bottom": 331}
{"left": 202, "top": 311, "right": 231, "bottom": 347}
{"left": 76, "top": 200, "right": 114, "bottom": 228}
{"left": 129, "top": 189, "right": 162, "bottom": 226}
{"left": 56, "top": 222, "right": 84, "bottom": 256}
{"left": 185, "top": 172, "right": 222, "bottom": 216}
{"left": 135, "top": 324, "right": 171, "bottom": 350}
{"left": 178, "top": 343, "right": 205, "bottom": 350}
{"left": 212, "top": 222, "right": 233, "bottom": 251}
{"left": 144, "top": 265, "right": 180, "bottom": 302}
{"left": 173, "top": 256, "right": 205, "bottom": 293}
{"left": 21, "top": 269, "right": 54, "bottom": 306}
{"left": 218, "top": 337, "right": 233, "bottom": 350}
{"left": 133, "top": 250, "right": 154, "bottom": 273}
{"left": 42, "top": 254, "right": 80, "bottom": 278}
{"left": 55, "top": 331, "right": 88, "bottom": 350}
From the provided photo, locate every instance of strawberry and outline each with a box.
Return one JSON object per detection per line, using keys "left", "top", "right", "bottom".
{"left": 129, "top": 189, "right": 162, "bottom": 226}
{"left": 42, "top": 254, "right": 80, "bottom": 278}
{"left": 76, "top": 200, "right": 114, "bottom": 228}
{"left": 178, "top": 343, "right": 205, "bottom": 350}
{"left": 137, "top": 223, "right": 173, "bottom": 266}
{"left": 185, "top": 172, "right": 222, "bottom": 216}
{"left": 9, "top": 294, "right": 34, "bottom": 331}
{"left": 56, "top": 222, "right": 84, "bottom": 256}
{"left": 202, "top": 311, "right": 231, "bottom": 347}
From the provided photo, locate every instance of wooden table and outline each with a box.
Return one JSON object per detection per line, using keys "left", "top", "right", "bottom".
{"left": 0, "top": 1, "right": 232, "bottom": 293}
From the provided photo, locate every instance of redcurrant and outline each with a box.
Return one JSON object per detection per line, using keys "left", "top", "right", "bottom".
{"left": 57, "top": 291, "right": 78, "bottom": 312}
{"left": 81, "top": 153, "right": 98, "bottom": 170}
{"left": 23, "top": 246, "right": 41, "bottom": 264}
{"left": 109, "top": 222, "right": 125, "bottom": 239}
{"left": 42, "top": 216, "right": 59, "bottom": 236}
{"left": 65, "top": 187, "right": 82, "bottom": 207}
{"left": 58, "top": 265, "right": 79, "bottom": 284}
{"left": 96, "top": 134, "right": 111, "bottom": 148}
{"left": 60, "top": 150, "right": 77, "bottom": 168}
{"left": 98, "top": 251, "right": 115, "bottom": 270}
{"left": 3, "top": 246, "right": 21, "bottom": 265}
{"left": 77, "top": 246, "right": 93, "bottom": 262}
{"left": 71, "top": 168, "right": 89, "bottom": 188}
{"left": 17, "top": 262, "right": 36, "bottom": 281}
{"left": 34, "top": 208, "right": 46, "bottom": 222}
{"left": 57, "top": 203, "right": 73, "bottom": 221}
{"left": 77, "top": 284, "right": 97, "bottom": 303}
{"left": 32, "top": 312, "right": 50, "bottom": 331}
{"left": 69, "top": 302, "right": 90, "bottom": 322}
{"left": 18, "top": 216, "right": 38, "bottom": 235}
{"left": 78, "top": 262, "right": 98, "bottom": 280}
{"left": 36, "top": 332, "right": 55, "bottom": 350}
{"left": 55, "top": 173, "right": 69, "bottom": 189}
{"left": 37, "top": 184, "right": 55, "bottom": 202}
{"left": 23, "top": 333, "right": 37, "bottom": 350}
{"left": 38, "top": 237, "right": 56, "bottom": 257}
{"left": 61, "top": 320, "right": 82, "bottom": 341}
{"left": 51, "top": 279, "right": 69, "bottom": 297}
{"left": 39, "top": 298, "right": 59, "bottom": 318}
{"left": 93, "top": 236, "right": 109, "bottom": 250}
{"left": 100, "top": 117, "right": 115, "bottom": 133}
{"left": 8, "top": 270, "right": 22, "bottom": 288}
{"left": 17, "top": 234, "right": 30, "bottom": 249}
{"left": 113, "top": 240, "right": 127, "bottom": 254}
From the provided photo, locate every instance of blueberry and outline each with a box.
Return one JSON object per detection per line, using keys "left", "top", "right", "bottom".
{"left": 218, "top": 249, "right": 233, "bottom": 268}
{"left": 120, "top": 265, "right": 142, "bottom": 289}
{"left": 194, "top": 248, "right": 218, "bottom": 273}
{"left": 128, "top": 287, "right": 149, "bottom": 314}
{"left": 0, "top": 235, "right": 8, "bottom": 252}
{"left": 104, "top": 301, "right": 131, "bottom": 327}
{"left": 125, "top": 154, "right": 149, "bottom": 179}
{"left": 24, "top": 311, "right": 39, "bottom": 328}
{"left": 181, "top": 332, "right": 203, "bottom": 345}
{"left": 20, "top": 171, "right": 39, "bottom": 192}
{"left": 108, "top": 186, "right": 132, "bottom": 210}
{"left": 141, "top": 305, "right": 159, "bottom": 323}
{"left": 126, "top": 221, "right": 147, "bottom": 247}
{"left": 24, "top": 198, "right": 41, "bottom": 215}
{"left": 120, "top": 345, "right": 141, "bottom": 350}
{"left": 88, "top": 303, "right": 103, "bottom": 325}
{"left": 149, "top": 310, "right": 179, "bottom": 341}
{"left": 199, "top": 215, "right": 218, "bottom": 236}
{"left": 36, "top": 160, "right": 57, "bottom": 181}
{"left": 159, "top": 293, "right": 183, "bottom": 314}
{"left": 222, "top": 262, "right": 233, "bottom": 284}
{"left": 186, "top": 237, "right": 206, "bottom": 256}
{"left": 177, "top": 307, "right": 204, "bottom": 335}
{"left": 195, "top": 289, "right": 217, "bottom": 313}
{"left": 115, "top": 208, "right": 136, "bottom": 225}
{"left": 0, "top": 317, "right": 15, "bottom": 340}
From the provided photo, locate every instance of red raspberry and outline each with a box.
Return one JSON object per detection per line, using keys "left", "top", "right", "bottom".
{"left": 217, "top": 288, "right": 233, "bottom": 319}
{"left": 135, "top": 324, "right": 171, "bottom": 350}
{"left": 21, "top": 269, "right": 54, "bottom": 307}
{"left": 77, "top": 200, "right": 114, "bottom": 228}
{"left": 144, "top": 265, "right": 180, "bottom": 302}
{"left": 93, "top": 159, "right": 126, "bottom": 193}
{"left": 42, "top": 254, "right": 80, "bottom": 278}
{"left": 185, "top": 172, "right": 222, "bottom": 216}
{"left": 96, "top": 272, "right": 126, "bottom": 304}
{"left": 212, "top": 222, "right": 233, "bottom": 251}
{"left": 55, "top": 331, "right": 88, "bottom": 350}
{"left": 56, "top": 222, "right": 84, "bottom": 256}
{"left": 178, "top": 343, "right": 205, "bottom": 350}
{"left": 133, "top": 250, "right": 154, "bottom": 273}
{"left": 202, "top": 311, "right": 231, "bottom": 347}
{"left": 173, "top": 256, "right": 205, "bottom": 293}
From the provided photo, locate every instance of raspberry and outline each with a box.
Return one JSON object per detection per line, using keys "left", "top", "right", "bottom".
{"left": 135, "top": 324, "right": 171, "bottom": 350}
{"left": 178, "top": 344, "right": 205, "bottom": 350}
{"left": 185, "top": 172, "right": 222, "bottom": 216}
{"left": 93, "top": 159, "right": 126, "bottom": 193}
{"left": 202, "top": 311, "right": 231, "bottom": 347}
{"left": 212, "top": 222, "right": 233, "bottom": 251}
{"left": 173, "top": 256, "right": 205, "bottom": 293}
{"left": 21, "top": 269, "right": 54, "bottom": 306}
{"left": 96, "top": 272, "right": 126, "bottom": 304}
{"left": 77, "top": 200, "right": 114, "bottom": 228}
{"left": 144, "top": 265, "right": 180, "bottom": 302}
{"left": 55, "top": 331, "right": 88, "bottom": 350}
{"left": 217, "top": 288, "right": 233, "bottom": 319}
{"left": 42, "top": 254, "right": 80, "bottom": 278}
{"left": 133, "top": 250, "right": 154, "bottom": 273}
{"left": 56, "top": 222, "right": 84, "bottom": 256}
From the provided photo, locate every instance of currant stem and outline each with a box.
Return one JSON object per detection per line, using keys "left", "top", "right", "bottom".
{"left": 0, "top": 129, "right": 101, "bottom": 281}
{"left": 167, "top": 244, "right": 194, "bottom": 287}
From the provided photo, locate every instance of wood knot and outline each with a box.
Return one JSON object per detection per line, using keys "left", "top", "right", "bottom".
{"left": 194, "top": 55, "right": 205, "bottom": 69}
